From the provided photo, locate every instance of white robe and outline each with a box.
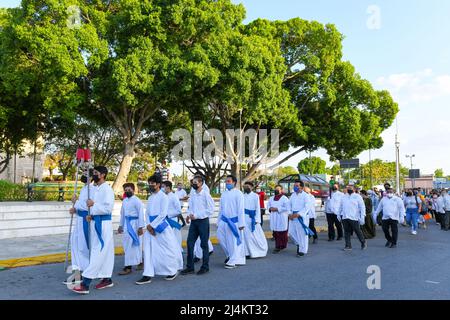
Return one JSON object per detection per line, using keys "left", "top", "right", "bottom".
{"left": 71, "top": 183, "right": 95, "bottom": 272}
{"left": 243, "top": 192, "right": 268, "bottom": 258}
{"left": 194, "top": 238, "right": 214, "bottom": 258}
{"left": 82, "top": 182, "right": 115, "bottom": 280}
{"left": 268, "top": 195, "right": 290, "bottom": 232}
{"left": 166, "top": 191, "right": 184, "bottom": 270}
{"left": 119, "top": 195, "right": 145, "bottom": 267}
{"left": 217, "top": 188, "right": 246, "bottom": 266}
{"left": 143, "top": 190, "right": 183, "bottom": 277}
{"left": 289, "top": 191, "right": 312, "bottom": 254}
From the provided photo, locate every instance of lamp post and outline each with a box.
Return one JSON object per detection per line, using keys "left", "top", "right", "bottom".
{"left": 406, "top": 154, "right": 415, "bottom": 188}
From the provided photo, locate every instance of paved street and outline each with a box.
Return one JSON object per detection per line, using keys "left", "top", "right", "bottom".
{"left": 1, "top": 222, "right": 450, "bottom": 300}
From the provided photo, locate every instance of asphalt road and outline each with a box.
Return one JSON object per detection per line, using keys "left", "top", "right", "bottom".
{"left": 1, "top": 222, "right": 450, "bottom": 300}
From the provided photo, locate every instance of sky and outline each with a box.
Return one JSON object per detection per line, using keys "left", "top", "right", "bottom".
{"left": 2, "top": 0, "right": 450, "bottom": 176}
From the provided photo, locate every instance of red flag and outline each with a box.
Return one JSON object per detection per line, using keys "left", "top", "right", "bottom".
{"left": 76, "top": 148, "right": 85, "bottom": 161}
{"left": 83, "top": 149, "right": 91, "bottom": 162}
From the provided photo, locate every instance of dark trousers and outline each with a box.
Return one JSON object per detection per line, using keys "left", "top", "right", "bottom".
{"left": 381, "top": 219, "right": 398, "bottom": 245}
{"left": 273, "top": 230, "right": 288, "bottom": 249}
{"left": 308, "top": 218, "right": 318, "bottom": 240}
{"left": 438, "top": 213, "right": 446, "bottom": 229}
{"left": 444, "top": 212, "right": 450, "bottom": 231}
{"left": 326, "top": 213, "right": 343, "bottom": 240}
{"left": 260, "top": 209, "right": 266, "bottom": 227}
{"left": 186, "top": 218, "right": 210, "bottom": 271}
{"left": 342, "top": 219, "right": 366, "bottom": 248}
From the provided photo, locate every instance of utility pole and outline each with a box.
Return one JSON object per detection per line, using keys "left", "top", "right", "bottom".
{"left": 395, "top": 119, "right": 401, "bottom": 194}
{"left": 406, "top": 154, "right": 416, "bottom": 188}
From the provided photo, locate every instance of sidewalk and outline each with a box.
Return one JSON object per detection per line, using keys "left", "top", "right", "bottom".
{"left": 0, "top": 214, "right": 328, "bottom": 268}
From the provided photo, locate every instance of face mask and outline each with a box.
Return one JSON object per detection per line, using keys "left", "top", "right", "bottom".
{"left": 413, "top": 191, "right": 418, "bottom": 195}
{"left": 177, "top": 187, "right": 182, "bottom": 191}
{"left": 387, "top": 193, "right": 394, "bottom": 198}
{"left": 433, "top": 195, "right": 438, "bottom": 199}
{"left": 347, "top": 189, "right": 354, "bottom": 195}
{"left": 293, "top": 186, "right": 300, "bottom": 193}
{"left": 81, "top": 176, "right": 88, "bottom": 184}
{"left": 125, "top": 191, "right": 133, "bottom": 198}
{"left": 226, "top": 183, "right": 234, "bottom": 191}
{"left": 149, "top": 185, "right": 156, "bottom": 193}
{"left": 92, "top": 175, "right": 100, "bottom": 183}
{"left": 244, "top": 187, "right": 251, "bottom": 194}
{"left": 274, "top": 190, "right": 280, "bottom": 196}
{"left": 192, "top": 183, "right": 199, "bottom": 190}
{"left": 256, "top": 189, "right": 261, "bottom": 193}
{"left": 332, "top": 186, "right": 338, "bottom": 191}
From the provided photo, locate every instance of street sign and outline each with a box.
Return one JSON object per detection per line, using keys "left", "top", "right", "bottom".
{"left": 339, "top": 159, "right": 360, "bottom": 169}
{"left": 409, "top": 169, "right": 420, "bottom": 179}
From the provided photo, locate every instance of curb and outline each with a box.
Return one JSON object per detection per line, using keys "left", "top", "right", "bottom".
{"left": 0, "top": 227, "right": 327, "bottom": 269}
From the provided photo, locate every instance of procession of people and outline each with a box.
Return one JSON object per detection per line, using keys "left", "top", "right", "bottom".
{"left": 66, "top": 167, "right": 450, "bottom": 295}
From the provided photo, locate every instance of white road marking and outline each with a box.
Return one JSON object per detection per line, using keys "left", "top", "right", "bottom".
{"left": 425, "top": 280, "right": 440, "bottom": 284}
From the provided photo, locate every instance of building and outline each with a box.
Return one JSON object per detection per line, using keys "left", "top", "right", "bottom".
{"left": 404, "top": 174, "right": 434, "bottom": 192}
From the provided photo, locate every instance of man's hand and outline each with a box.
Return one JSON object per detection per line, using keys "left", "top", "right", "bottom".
{"left": 118, "top": 226, "right": 123, "bottom": 234}
{"left": 239, "top": 226, "right": 244, "bottom": 231}
{"left": 137, "top": 227, "right": 144, "bottom": 236}
{"left": 69, "top": 207, "right": 76, "bottom": 215}
{"left": 86, "top": 199, "right": 94, "bottom": 208}
{"left": 189, "top": 214, "right": 196, "bottom": 221}
{"left": 186, "top": 216, "right": 191, "bottom": 225}
{"left": 269, "top": 207, "right": 278, "bottom": 213}
{"left": 71, "top": 194, "right": 78, "bottom": 204}
{"left": 147, "top": 225, "right": 156, "bottom": 236}
{"left": 86, "top": 215, "right": 92, "bottom": 223}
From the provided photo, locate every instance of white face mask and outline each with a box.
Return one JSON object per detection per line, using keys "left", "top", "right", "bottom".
{"left": 387, "top": 193, "right": 394, "bottom": 198}
{"left": 256, "top": 189, "right": 261, "bottom": 193}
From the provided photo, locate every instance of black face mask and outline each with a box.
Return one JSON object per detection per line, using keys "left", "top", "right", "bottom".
{"left": 92, "top": 175, "right": 100, "bottom": 183}
{"left": 149, "top": 185, "right": 156, "bottom": 193}
{"left": 192, "top": 184, "right": 199, "bottom": 190}
{"left": 81, "top": 176, "right": 88, "bottom": 184}
{"left": 347, "top": 189, "right": 354, "bottom": 195}
{"left": 244, "top": 187, "right": 251, "bottom": 194}
{"left": 332, "top": 186, "right": 338, "bottom": 191}
{"left": 274, "top": 190, "right": 280, "bottom": 196}
{"left": 125, "top": 191, "right": 133, "bottom": 198}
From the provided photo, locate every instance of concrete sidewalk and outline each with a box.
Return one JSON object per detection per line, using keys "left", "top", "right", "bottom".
{"left": 0, "top": 215, "right": 328, "bottom": 268}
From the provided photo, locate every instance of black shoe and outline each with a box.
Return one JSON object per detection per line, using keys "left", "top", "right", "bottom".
{"left": 297, "top": 252, "right": 305, "bottom": 257}
{"left": 193, "top": 257, "right": 200, "bottom": 263}
{"left": 389, "top": 244, "right": 397, "bottom": 248}
{"left": 246, "top": 255, "right": 251, "bottom": 259}
{"left": 224, "top": 257, "right": 230, "bottom": 264}
{"left": 361, "top": 242, "right": 368, "bottom": 250}
{"left": 135, "top": 276, "right": 152, "bottom": 285}
{"left": 336, "top": 237, "right": 343, "bottom": 241}
{"left": 165, "top": 273, "right": 179, "bottom": 281}
{"left": 312, "top": 238, "right": 317, "bottom": 244}
{"left": 197, "top": 268, "right": 209, "bottom": 275}
{"left": 209, "top": 251, "right": 213, "bottom": 256}
{"left": 385, "top": 241, "right": 391, "bottom": 247}
{"left": 181, "top": 268, "right": 195, "bottom": 275}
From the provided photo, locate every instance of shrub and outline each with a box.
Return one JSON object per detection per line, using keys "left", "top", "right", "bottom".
{"left": 0, "top": 180, "right": 27, "bottom": 201}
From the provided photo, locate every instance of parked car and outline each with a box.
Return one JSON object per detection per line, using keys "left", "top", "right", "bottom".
{"left": 278, "top": 174, "right": 330, "bottom": 201}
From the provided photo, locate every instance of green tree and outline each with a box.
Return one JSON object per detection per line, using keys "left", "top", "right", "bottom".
{"left": 435, "top": 169, "right": 444, "bottom": 178}
{"left": 297, "top": 156, "right": 327, "bottom": 175}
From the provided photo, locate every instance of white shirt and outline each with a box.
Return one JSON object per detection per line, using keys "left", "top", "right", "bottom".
{"left": 175, "top": 188, "right": 187, "bottom": 200}
{"left": 404, "top": 196, "right": 420, "bottom": 209}
{"left": 219, "top": 188, "right": 245, "bottom": 228}
{"left": 375, "top": 196, "right": 406, "bottom": 221}
{"left": 339, "top": 193, "right": 366, "bottom": 223}
{"left": 167, "top": 191, "right": 182, "bottom": 218}
{"left": 243, "top": 192, "right": 261, "bottom": 224}
{"left": 442, "top": 194, "right": 450, "bottom": 211}
{"left": 268, "top": 195, "right": 290, "bottom": 231}
{"left": 187, "top": 187, "right": 215, "bottom": 219}
{"left": 289, "top": 191, "right": 310, "bottom": 218}
{"left": 328, "top": 191, "right": 345, "bottom": 215}
{"left": 435, "top": 196, "right": 446, "bottom": 213}
{"left": 306, "top": 193, "right": 316, "bottom": 219}
{"left": 119, "top": 195, "right": 145, "bottom": 228}
{"left": 90, "top": 182, "right": 115, "bottom": 216}
{"left": 146, "top": 190, "right": 169, "bottom": 229}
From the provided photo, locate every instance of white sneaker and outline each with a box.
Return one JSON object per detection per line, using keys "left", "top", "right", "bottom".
{"left": 412, "top": 230, "right": 417, "bottom": 235}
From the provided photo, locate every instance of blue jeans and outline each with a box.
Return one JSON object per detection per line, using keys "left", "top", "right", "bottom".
{"left": 186, "top": 218, "right": 210, "bottom": 271}
{"left": 406, "top": 208, "right": 419, "bottom": 231}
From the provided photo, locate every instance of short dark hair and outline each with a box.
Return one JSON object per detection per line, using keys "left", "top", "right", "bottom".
{"left": 244, "top": 181, "right": 254, "bottom": 187}
{"left": 122, "top": 183, "right": 135, "bottom": 191}
{"left": 148, "top": 174, "right": 162, "bottom": 184}
{"left": 384, "top": 182, "right": 391, "bottom": 187}
{"left": 163, "top": 180, "right": 172, "bottom": 189}
{"left": 294, "top": 179, "right": 304, "bottom": 187}
{"left": 227, "top": 175, "right": 237, "bottom": 183}
{"left": 360, "top": 190, "right": 368, "bottom": 196}
{"left": 275, "top": 184, "right": 282, "bottom": 189}
{"left": 193, "top": 175, "right": 204, "bottom": 183}
{"left": 94, "top": 166, "right": 108, "bottom": 177}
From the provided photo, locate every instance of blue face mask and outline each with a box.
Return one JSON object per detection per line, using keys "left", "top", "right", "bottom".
{"left": 293, "top": 186, "right": 300, "bottom": 193}
{"left": 226, "top": 183, "right": 234, "bottom": 191}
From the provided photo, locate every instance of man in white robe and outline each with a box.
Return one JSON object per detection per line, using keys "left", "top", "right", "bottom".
{"left": 242, "top": 181, "right": 268, "bottom": 258}
{"left": 117, "top": 183, "right": 145, "bottom": 275}
{"left": 71, "top": 166, "right": 115, "bottom": 294}
{"left": 162, "top": 180, "right": 184, "bottom": 271}
{"left": 217, "top": 175, "right": 246, "bottom": 269}
{"left": 268, "top": 185, "right": 290, "bottom": 253}
{"left": 136, "top": 174, "right": 182, "bottom": 284}
{"left": 289, "top": 180, "right": 315, "bottom": 257}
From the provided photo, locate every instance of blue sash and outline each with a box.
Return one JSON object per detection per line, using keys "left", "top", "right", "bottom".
{"left": 92, "top": 214, "right": 112, "bottom": 250}
{"left": 166, "top": 217, "right": 182, "bottom": 230}
{"left": 220, "top": 215, "right": 241, "bottom": 245}
{"left": 148, "top": 215, "right": 169, "bottom": 233}
{"left": 244, "top": 209, "right": 256, "bottom": 232}
{"left": 77, "top": 210, "right": 90, "bottom": 249}
{"left": 125, "top": 216, "right": 140, "bottom": 247}
{"left": 293, "top": 211, "right": 315, "bottom": 236}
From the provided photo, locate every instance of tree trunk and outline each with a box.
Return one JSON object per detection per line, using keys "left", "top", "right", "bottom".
{"left": 112, "top": 142, "right": 136, "bottom": 194}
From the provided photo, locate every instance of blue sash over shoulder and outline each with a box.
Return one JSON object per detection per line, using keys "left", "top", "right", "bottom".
{"left": 77, "top": 210, "right": 90, "bottom": 249}
{"left": 220, "top": 215, "right": 242, "bottom": 245}
{"left": 92, "top": 214, "right": 112, "bottom": 250}
{"left": 148, "top": 215, "right": 169, "bottom": 233}
{"left": 125, "top": 216, "right": 140, "bottom": 246}
{"left": 244, "top": 209, "right": 256, "bottom": 232}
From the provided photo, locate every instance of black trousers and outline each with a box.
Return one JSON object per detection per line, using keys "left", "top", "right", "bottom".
{"left": 308, "top": 218, "right": 318, "bottom": 240}
{"left": 186, "top": 218, "right": 210, "bottom": 271}
{"left": 342, "top": 219, "right": 366, "bottom": 248}
{"left": 260, "top": 208, "right": 266, "bottom": 227}
{"left": 438, "top": 213, "right": 446, "bottom": 229}
{"left": 381, "top": 219, "right": 398, "bottom": 245}
{"left": 326, "top": 213, "right": 343, "bottom": 240}
{"left": 444, "top": 212, "right": 450, "bottom": 231}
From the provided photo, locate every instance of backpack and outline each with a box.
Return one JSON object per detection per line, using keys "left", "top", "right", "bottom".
{"left": 415, "top": 195, "right": 428, "bottom": 215}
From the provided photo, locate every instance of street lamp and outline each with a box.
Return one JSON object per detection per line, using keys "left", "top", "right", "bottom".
{"left": 405, "top": 154, "right": 416, "bottom": 188}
